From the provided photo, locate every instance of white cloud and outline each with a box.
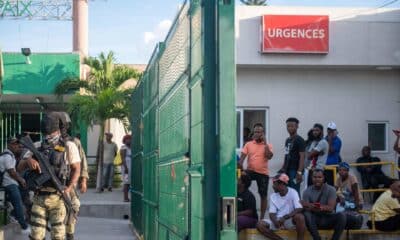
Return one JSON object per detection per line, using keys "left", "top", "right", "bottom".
{"left": 143, "top": 19, "right": 172, "bottom": 46}
{"left": 144, "top": 32, "right": 156, "bottom": 45}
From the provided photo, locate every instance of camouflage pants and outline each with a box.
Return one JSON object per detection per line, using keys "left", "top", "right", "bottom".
{"left": 29, "top": 193, "right": 66, "bottom": 240}
{"left": 66, "top": 189, "right": 80, "bottom": 239}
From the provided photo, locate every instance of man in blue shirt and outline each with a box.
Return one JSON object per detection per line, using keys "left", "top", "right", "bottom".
{"left": 325, "top": 122, "right": 342, "bottom": 185}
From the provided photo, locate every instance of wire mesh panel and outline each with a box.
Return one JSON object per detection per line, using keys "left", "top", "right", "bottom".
{"left": 130, "top": 81, "right": 143, "bottom": 234}
{"left": 130, "top": 1, "right": 236, "bottom": 239}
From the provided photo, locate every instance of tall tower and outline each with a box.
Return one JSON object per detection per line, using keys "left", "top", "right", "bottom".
{"left": 73, "top": 0, "right": 89, "bottom": 79}
{"left": 73, "top": 0, "right": 89, "bottom": 58}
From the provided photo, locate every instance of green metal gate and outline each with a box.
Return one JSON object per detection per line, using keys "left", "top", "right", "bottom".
{"left": 131, "top": 1, "right": 236, "bottom": 239}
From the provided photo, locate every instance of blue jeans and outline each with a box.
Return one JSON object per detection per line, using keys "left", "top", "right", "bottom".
{"left": 287, "top": 169, "right": 300, "bottom": 194}
{"left": 102, "top": 163, "right": 114, "bottom": 189}
{"left": 5, "top": 184, "right": 28, "bottom": 229}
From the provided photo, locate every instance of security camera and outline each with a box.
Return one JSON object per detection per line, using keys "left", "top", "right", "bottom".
{"left": 21, "top": 48, "right": 31, "bottom": 57}
{"left": 21, "top": 48, "right": 32, "bottom": 64}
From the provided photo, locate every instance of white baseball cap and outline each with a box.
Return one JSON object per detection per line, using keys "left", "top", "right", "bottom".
{"left": 327, "top": 122, "right": 337, "bottom": 130}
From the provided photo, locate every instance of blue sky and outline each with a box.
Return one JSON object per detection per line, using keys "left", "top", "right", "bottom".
{"left": 0, "top": 0, "right": 399, "bottom": 64}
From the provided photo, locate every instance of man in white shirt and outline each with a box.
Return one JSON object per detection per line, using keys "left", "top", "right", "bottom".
{"left": 0, "top": 137, "right": 30, "bottom": 234}
{"left": 257, "top": 173, "right": 305, "bottom": 240}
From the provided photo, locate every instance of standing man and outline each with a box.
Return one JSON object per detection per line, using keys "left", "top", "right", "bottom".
{"left": 306, "top": 124, "right": 329, "bottom": 186}
{"left": 301, "top": 169, "right": 346, "bottom": 240}
{"left": 0, "top": 137, "right": 30, "bottom": 234}
{"left": 102, "top": 132, "right": 118, "bottom": 192}
{"left": 325, "top": 122, "right": 342, "bottom": 185}
{"left": 18, "top": 112, "right": 81, "bottom": 240}
{"left": 257, "top": 173, "right": 305, "bottom": 240}
{"left": 279, "top": 117, "right": 306, "bottom": 194}
{"left": 58, "top": 112, "right": 89, "bottom": 240}
{"left": 393, "top": 129, "right": 400, "bottom": 178}
{"left": 239, "top": 123, "right": 273, "bottom": 219}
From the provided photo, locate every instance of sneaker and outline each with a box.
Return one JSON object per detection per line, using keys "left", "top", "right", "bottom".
{"left": 20, "top": 226, "right": 31, "bottom": 235}
{"left": 108, "top": 187, "right": 112, "bottom": 192}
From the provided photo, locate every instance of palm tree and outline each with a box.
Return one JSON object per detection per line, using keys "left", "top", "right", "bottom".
{"left": 55, "top": 51, "right": 140, "bottom": 191}
{"left": 240, "top": 0, "right": 268, "bottom": 5}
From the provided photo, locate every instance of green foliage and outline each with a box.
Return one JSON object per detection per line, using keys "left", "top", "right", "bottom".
{"left": 55, "top": 51, "right": 140, "bottom": 129}
{"left": 55, "top": 51, "right": 139, "bottom": 190}
{"left": 240, "top": 0, "right": 267, "bottom": 5}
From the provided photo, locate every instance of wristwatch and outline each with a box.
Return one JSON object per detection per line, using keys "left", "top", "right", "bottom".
{"left": 297, "top": 171, "right": 302, "bottom": 175}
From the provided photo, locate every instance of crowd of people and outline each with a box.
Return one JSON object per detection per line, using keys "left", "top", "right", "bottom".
{"left": 238, "top": 118, "right": 400, "bottom": 239}
{"left": 0, "top": 112, "right": 132, "bottom": 239}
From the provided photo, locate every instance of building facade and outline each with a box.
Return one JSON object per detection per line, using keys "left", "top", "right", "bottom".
{"left": 235, "top": 6, "right": 400, "bottom": 174}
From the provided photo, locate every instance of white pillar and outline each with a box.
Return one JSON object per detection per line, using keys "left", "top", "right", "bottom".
{"left": 73, "top": 0, "right": 89, "bottom": 78}
{"left": 73, "top": 0, "right": 88, "bottom": 57}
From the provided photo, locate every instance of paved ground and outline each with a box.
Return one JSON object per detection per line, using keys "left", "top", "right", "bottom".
{"left": 2, "top": 188, "right": 137, "bottom": 240}
{"left": 79, "top": 187, "right": 128, "bottom": 205}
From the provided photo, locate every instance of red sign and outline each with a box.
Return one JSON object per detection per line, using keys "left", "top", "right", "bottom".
{"left": 262, "top": 15, "right": 329, "bottom": 53}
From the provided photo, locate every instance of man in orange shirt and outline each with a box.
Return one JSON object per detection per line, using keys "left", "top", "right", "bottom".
{"left": 239, "top": 123, "right": 273, "bottom": 219}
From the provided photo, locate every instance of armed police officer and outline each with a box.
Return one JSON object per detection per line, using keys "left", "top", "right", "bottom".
{"left": 18, "top": 112, "right": 81, "bottom": 240}
{"left": 59, "top": 112, "right": 89, "bottom": 240}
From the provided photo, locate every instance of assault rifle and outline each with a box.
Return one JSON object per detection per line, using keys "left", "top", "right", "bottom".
{"left": 19, "top": 136, "right": 77, "bottom": 224}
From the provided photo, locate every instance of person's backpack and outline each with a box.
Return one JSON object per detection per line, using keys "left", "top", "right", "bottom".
{"left": 0, "top": 152, "right": 12, "bottom": 186}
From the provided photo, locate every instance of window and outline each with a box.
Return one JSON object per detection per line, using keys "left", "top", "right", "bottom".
{"left": 236, "top": 108, "right": 268, "bottom": 149}
{"left": 368, "top": 122, "right": 388, "bottom": 152}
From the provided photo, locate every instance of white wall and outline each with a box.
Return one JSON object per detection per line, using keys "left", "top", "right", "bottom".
{"left": 237, "top": 68, "right": 400, "bottom": 174}
{"left": 236, "top": 6, "right": 400, "bottom": 67}
{"left": 86, "top": 119, "right": 128, "bottom": 164}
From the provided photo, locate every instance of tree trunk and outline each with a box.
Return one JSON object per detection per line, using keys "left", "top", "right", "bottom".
{"left": 95, "top": 123, "right": 106, "bottom": 191}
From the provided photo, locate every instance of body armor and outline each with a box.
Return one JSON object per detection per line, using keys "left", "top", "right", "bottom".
{"left": 25, "top": 138, "right": 70, "bottom": 191}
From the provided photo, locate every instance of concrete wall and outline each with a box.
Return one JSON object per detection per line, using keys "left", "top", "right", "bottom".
{"left": 237, "top": 68, "right": 400, "bottom": 174}
{"left": 236, "top": 7, "right": 400, "bottom": 67}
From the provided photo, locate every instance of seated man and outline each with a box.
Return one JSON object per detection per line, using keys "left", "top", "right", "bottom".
{"left": 356, "top": 146, "right": 392, "bottom": 201}
{"left": 257, "top": 173, "right": 305, "bottom": 240}
{"left": 367, "top": 179, "right": 400, "bottom": 231}
{"left": 301, "top": 169, "right": 346, "bottom": 240}
{"left": 237, "top": 173, "right": 258, "bottom": 232}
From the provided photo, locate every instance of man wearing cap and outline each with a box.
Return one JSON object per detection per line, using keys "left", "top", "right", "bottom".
{"left": 18, "top": 112, "right": 81, "bottom": 240}
{"left": 301, "top": 169, "right": 346, "bottom": 240}
{"left": 0, "top": 137, "right": 30, "bottom": 234}
{"left": 102, "top": 132, "right": 118, "bottom": 192}
{"left": 325, "top": 122, "right": 342, "bottom": 185}
{"left": 257, "top": 173, "right": 305, "bottom": 240}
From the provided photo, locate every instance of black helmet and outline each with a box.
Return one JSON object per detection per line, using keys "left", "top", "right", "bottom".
{"left": 41, "top": 112, "right": 61, "bottom": 135}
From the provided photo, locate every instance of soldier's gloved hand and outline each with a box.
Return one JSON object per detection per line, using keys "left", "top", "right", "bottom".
{"left": 80, "top": 178, "right": 88, "bottom": 193}
{"left": 27, "top": 158, "right": 41, "bottom": 173}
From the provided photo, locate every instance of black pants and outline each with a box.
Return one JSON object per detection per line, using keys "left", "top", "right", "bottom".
{"left": 367, "top": 214, "right": 400, "bottom": 231}
{"left": 304, "top": 211, "right": 346, "bottom": 240}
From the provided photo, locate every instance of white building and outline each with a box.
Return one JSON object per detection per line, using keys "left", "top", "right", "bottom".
{"left": 235, "top": 6, "right": 400, "bottom": 175}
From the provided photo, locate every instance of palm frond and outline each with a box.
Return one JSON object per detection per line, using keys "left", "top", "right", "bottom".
{"left": 54, "top": 77, "right": 89, "bottom": 96}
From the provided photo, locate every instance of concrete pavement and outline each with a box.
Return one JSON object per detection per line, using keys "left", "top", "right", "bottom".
{"left": 1, "top": 188, "right": 136, "bottom": 240}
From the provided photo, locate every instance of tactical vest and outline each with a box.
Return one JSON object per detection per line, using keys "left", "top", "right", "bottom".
{"left": 40, "top": 139, "right": 70, "bottom": 188}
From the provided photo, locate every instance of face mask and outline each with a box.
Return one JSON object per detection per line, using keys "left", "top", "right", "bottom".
{"left": 46, "top": 133, "right": 61, "bottom": 145}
